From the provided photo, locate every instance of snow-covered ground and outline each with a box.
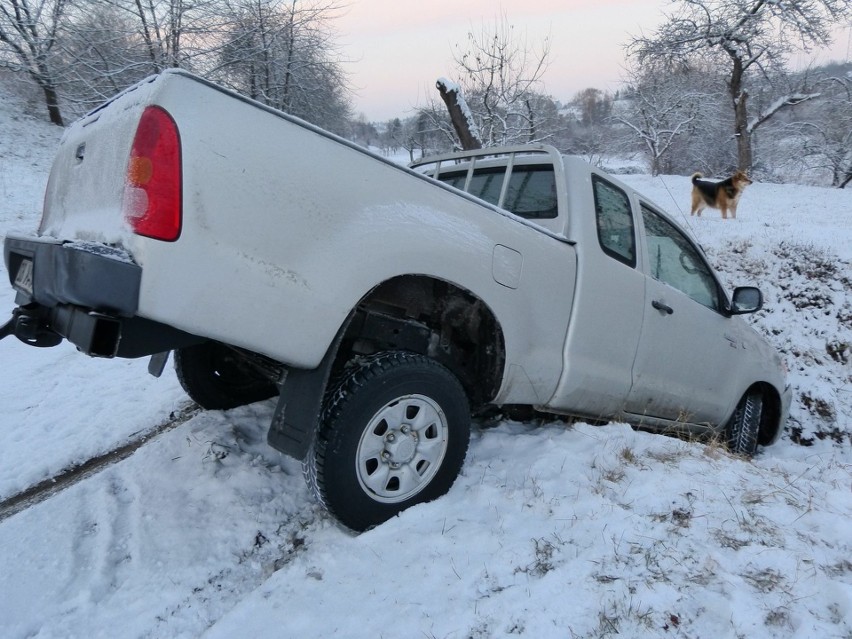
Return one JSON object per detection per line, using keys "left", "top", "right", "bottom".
{"left": 1, "top": 89, "right": 850, "bottom": 638}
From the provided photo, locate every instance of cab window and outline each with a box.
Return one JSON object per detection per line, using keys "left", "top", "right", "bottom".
{"left": 592, "top": 176, "right": 636, "bottom": 267}
{"left": 641, "top": 205, "right": 722, "bottom": 311}
{"left": 437, "top": 165, "right": 557, "bottom": 219}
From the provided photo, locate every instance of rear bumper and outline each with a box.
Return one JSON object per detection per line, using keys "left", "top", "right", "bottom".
{"left": 3, "top": 234, "right": 201, "bottom": 357}
{"left": 5, "top": 234, "right": 141, "bottom": 315}
{"left": 3, "top": 235, "right": 142, "bottom": 317}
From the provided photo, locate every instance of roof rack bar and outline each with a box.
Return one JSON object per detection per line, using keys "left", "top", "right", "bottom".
{"left": 496, "top": 152, "right": 516, "bottom": 210}
{"left": 463, "top": 155, "right": 476, "bottom": 192}
{"left": 409, "top": 144, "right": 560, "bottom": 172}
{"left": 433, "top": 160, "right": 442, "bottom": 180}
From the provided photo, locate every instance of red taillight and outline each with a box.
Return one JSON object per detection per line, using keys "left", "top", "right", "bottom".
{"left": 123, "top": 106, "right": 182, "bottom": 241}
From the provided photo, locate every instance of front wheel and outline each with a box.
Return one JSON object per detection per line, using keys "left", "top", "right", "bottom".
{"left": 304, "top": 352, "right": 471, "bottom": 531}
{"left": 726, "top": 390, "right": 763, "bottom": 456}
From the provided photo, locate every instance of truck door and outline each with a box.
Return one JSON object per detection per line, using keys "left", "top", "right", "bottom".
{"left": 625, "top": 204, "right": 741, "bottom": 424}
{"left": 547, "top": 175, "right": 646, "bottom": 416}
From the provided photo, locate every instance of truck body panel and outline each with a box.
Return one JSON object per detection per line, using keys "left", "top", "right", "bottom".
{"left": 33, "top": 71, "right": 582, "bottom": 405}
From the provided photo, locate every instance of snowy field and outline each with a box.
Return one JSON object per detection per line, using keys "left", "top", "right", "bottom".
{"left": 0, "top": 91, "right": 851, "bottom": 638}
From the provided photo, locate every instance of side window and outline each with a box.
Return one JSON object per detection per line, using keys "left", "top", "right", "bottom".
{"left": 466, "top": 168, "right": 504, "bottom": 205}
{"left": 437, "top": 172, "right": 466, "bottom": 190}
{"left": 592, "top": 176, "right": 636, "bottom": 267}
{"left": 436, "top": 169, "right": 503, "bottom": 205}
{"left": 436, "top": 165, "right": 558, "bottom": 219}
{"left": 641, "top": 205, "right": 721, "bottom": 311}
{"left": 503, "top": 166, "right": 558, "bottom": 219}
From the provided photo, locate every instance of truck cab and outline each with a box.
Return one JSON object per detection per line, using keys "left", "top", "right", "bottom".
{"left": 414, "top": 145, "right": 788, "bottom": 439}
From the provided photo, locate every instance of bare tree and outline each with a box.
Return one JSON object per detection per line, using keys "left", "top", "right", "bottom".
{"left": 426, "top": 14, "right": 555, "bottom": 148}
{"left": 214, "top": 0, "right": 350, "bottom": 132}
{"left": 0, "top": 0, "right": 68, "bottom": 124}
{"left": 615, "top": 63, "right": 707, "bottom": 175}
{"left": 1, "top": 0, "right": 354, "bottom": 131}
{"left": 629, "top": 0, "right": 850, "bottom": 172}
{"left": 573, "top": 87, "right": 612, "bottom": 127}
{"left": 568, "top": 125, "right": 614, "bottom": 168}
{"left": 1, "top": 0, "right": 224, "bottom": 124}
{"left": 94, "top": 0, "right": 224, "bottom": 72}
{"left": 378, "top": 117, "right": 402, "bottom": 155}
{"left": 57, "top": 3, "right": 155, "bottom": 117}
{"left": 388, "top": 114, "right": 430, "bottom": 162}
{"left": 349, "top": 112, "right": 378, "bottom": 147}
{"left": 792, "top": 75, "right": 852, "bottom": 187}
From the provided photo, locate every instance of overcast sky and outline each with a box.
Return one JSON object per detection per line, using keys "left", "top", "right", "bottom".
{"left": 334, "top": 0, "right": 852, "bottom": 122}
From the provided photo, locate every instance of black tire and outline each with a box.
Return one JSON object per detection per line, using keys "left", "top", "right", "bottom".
{"left": 174, "top": 341, "right": 278, "bottom": 410}
{"left": 726, "top": 390, "right": 763, "bottom": 456}
{"left": 304, "top": 351, "right": 471, "bottom": 532}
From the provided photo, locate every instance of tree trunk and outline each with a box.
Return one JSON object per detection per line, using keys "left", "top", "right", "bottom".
{"left": 734, "top": 94, "right": 752, "bottom": 171}
{"left": 526, "top": 98, "right": 535, "bottom": 142}
{"left": 729, "top": 58, "right": 752, "bottom": 172}
{"left": 436, "top": 79, "right": 482, "bottom": 150}
{"left": 281, "top": 0, "right": 296, "bottom": 111}
{"left": 40, "top": 81, "right": 64, "bottom": 127}
{"left": 135, "top": 0, "right": 161, "bottom": 70}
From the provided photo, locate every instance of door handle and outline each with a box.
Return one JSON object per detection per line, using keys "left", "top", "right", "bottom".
{"left": 652, "top": 300, "right": 674, "bottom": 315}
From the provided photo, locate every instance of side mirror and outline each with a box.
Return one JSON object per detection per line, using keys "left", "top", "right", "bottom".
{"left": 731, "top": 286, "right": 763, "bottom": 315}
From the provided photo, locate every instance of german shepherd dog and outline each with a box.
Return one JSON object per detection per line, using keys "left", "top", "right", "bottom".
{"left": 690, "top": 171, "right": 753, "bottom": 219}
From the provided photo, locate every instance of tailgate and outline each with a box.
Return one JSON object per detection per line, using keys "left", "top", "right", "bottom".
{"left": 38, "top": 77, "right": 160, "bottom": 245}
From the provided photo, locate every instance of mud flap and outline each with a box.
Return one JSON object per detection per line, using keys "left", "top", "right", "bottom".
{"left": 267, "top": 314, "right": 353, "bottom": 460}
{"left": 148, "top": 351, "right": 171, "bottom": 377}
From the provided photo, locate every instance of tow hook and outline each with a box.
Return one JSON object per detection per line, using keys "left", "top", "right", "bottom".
{"left": 0, "top": 306, "right": 63, "bottom": 348}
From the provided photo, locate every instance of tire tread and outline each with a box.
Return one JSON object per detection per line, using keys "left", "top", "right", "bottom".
{"left": 727, "top": 391, "right": 763, "bottom": 456}
{"left": 303, "top": 351, "right": 469, "bottom": 530}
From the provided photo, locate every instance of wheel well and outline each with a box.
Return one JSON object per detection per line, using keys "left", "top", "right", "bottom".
{"left": 335, "top": 275, "right": 505, "bottom": 408}
{"left": 753, "top": 382, "right": 782, "bottom": 446}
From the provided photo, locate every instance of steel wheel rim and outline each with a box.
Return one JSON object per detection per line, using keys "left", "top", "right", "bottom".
{"left": 355, "top": 393, "right": 449, "bottom": 504}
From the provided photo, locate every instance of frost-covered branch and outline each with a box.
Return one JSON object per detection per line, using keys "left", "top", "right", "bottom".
{"left": 747, "top": 92, "right": 821, "bottom": 133}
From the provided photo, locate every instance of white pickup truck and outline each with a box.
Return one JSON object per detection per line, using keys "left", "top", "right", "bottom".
{"left": 2, "top": 70, "right": 790, "bottom": 530}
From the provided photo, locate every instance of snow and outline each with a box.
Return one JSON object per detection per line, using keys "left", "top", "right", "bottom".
{"left": 1, "top": 87, "right": 851, "bottom": 638}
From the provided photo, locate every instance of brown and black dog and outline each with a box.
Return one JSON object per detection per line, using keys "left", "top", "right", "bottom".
{"left": 690, "top": 171, "right": 753, "bottom": 219}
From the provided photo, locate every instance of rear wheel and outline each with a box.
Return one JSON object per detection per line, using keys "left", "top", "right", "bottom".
{"left": 304, "top": 351, "right": 470, "bottom": 531}
{"left": 174, "top": 341, "right": 278, "bottom": 410}
{"left": 726, "top": 390, "right": 763, "bottom": 456}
